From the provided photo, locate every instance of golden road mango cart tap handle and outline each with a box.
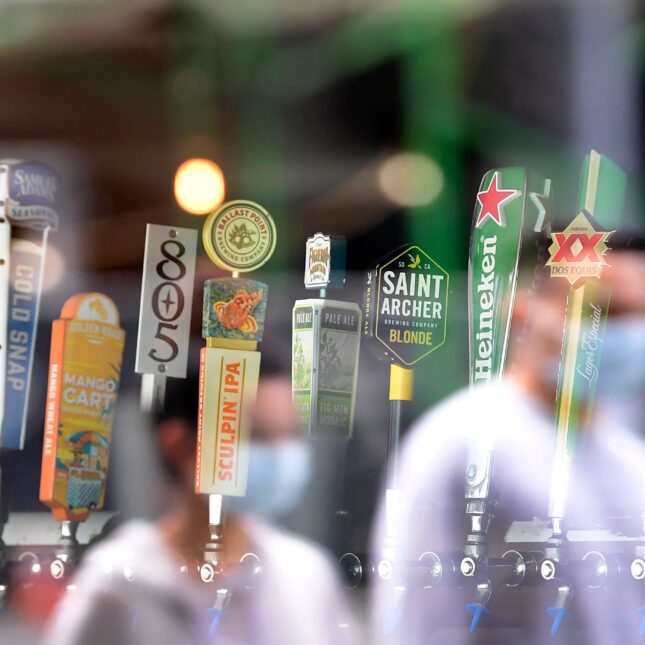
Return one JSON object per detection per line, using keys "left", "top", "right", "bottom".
{"left": 196, "top": 201, "right": 276, "bottom": 584}
{"left": 39, "top": 292, "right": 125, "bottom": 578}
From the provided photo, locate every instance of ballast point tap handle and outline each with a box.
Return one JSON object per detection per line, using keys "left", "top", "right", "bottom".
{"left": 196, "top": 200, "right": 276, "bottom": 582}
{"left": 40, "top": 293, "right": 125, "bottom": 523}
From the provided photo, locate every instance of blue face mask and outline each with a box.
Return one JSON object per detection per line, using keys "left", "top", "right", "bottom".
{"left": 228, "top": 439, "right": 312, "bottom": 519}
{"left": 597, "top": 316, "right": 645, "bottom": 397}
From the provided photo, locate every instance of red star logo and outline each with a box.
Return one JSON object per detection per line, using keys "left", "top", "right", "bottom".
{"left": 475, "top": 172, "right": 520, "bottom": 228}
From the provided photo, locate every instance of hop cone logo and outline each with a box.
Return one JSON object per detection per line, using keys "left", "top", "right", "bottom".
{"left": 228, "top": 223, "right": 256, "bottom": 250}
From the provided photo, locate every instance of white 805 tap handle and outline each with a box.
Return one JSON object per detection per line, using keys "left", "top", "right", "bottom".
{"left": 135, "top": 224, "right": 197, "bottom": 379}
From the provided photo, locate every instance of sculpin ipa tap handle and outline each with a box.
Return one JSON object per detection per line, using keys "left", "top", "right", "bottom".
{"left": 195, "top": 200, "right": 276, "bottom": 585}
{"left": 40, "top": 293, "right": 125, "bottom": 524}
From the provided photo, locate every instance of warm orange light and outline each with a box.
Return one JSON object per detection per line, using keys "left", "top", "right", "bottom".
{"left": 174, "top": 158, "right": 225, "bottom": 215}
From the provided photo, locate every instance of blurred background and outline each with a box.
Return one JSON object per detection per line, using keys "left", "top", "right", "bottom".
{"left": 1, "top": 0, "right": 642, "bottom": 575}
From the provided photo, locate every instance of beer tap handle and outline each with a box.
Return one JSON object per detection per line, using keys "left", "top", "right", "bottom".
{"left": 464, "top": 575, "right": 492, "bottom": 632}
{"left": 465, "top": 602, "right": 490, "bottom": 634}
{"left": 637, "top": 607, "right": 645, "bottom": 637}
{"left": 207, "top": 608, "right": 223, "bottom": 637}
{"left": 546, "top": 581, "right": 573, "bottom": 636}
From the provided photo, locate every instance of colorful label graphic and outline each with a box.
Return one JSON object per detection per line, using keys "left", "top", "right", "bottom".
{"left": 546, "top": 211, "right": 612, "bottom": 286}
{"left": 202, "top": 200, "right": 276, "bottom": 273}
{"left": 40, "top": 293, "right": 125, "bottom": 522}
{"left": 363, "top": 245, "right": 449, "bottom": 366}
{"left": 203, "top": 278, "right": 268, "bottom": 342}
{"left": 469, "top": 168, "right": 526, "bottom": 385}
{"left": 195, "top": 346, "right": 260, "bottom": 496}
{"left": 1, "top": 239, "right": 46, "bottom": 449}
{"left": 292, "top": 301, "right": 361, "bottom": 438}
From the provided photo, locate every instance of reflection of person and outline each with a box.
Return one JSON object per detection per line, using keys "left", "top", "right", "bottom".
{"left": 43, "top": 363, "right": 362, "bottom": 645}
{"left": 370, "top": 245, "right": 645, "bottom": 645}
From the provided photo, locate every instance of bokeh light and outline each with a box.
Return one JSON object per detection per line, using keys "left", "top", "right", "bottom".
{"left": 378, "top": 152, "right": 444, "bottom": 208}
{"left": 174, "top": 158, "right": 225, "bottom": 215}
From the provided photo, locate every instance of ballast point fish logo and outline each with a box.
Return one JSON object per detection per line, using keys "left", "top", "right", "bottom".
{"left": 546, "top": 211, "right": 612, "bottom": 286}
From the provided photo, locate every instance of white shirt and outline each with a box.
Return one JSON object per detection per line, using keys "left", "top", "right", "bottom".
{"left": 370, "top": 380, "right": 643, "bottom": 645}
{"left": 43, "top": 517, "right": 362, "bottom": 645}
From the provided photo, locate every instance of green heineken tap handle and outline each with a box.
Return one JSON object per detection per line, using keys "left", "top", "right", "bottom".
{"left": 465, "top": 168, "right": 551, "bottom": 562}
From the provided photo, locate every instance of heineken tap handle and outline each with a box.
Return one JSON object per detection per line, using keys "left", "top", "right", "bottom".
{"left": 466, "top": 168, "right": 535, "bottom": 558}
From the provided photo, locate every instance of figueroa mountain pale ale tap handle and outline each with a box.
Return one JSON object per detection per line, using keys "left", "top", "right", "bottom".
{"left": 292, "top": 233, "right": 361, "bottom": 438}
{"left": 40, "top": 293, "right": 125, "bottom": 523}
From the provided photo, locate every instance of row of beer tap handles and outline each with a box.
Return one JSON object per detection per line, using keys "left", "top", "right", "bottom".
{"left": 342, "top": 153, "right": 644, "bottom": 637}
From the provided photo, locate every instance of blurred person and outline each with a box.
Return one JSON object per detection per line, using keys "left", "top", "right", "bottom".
{"left": 41, "top": 360, "right": 362, "bottom": 645}
{"left": 370, "top": 243, "right": 645, "bottom": 645}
